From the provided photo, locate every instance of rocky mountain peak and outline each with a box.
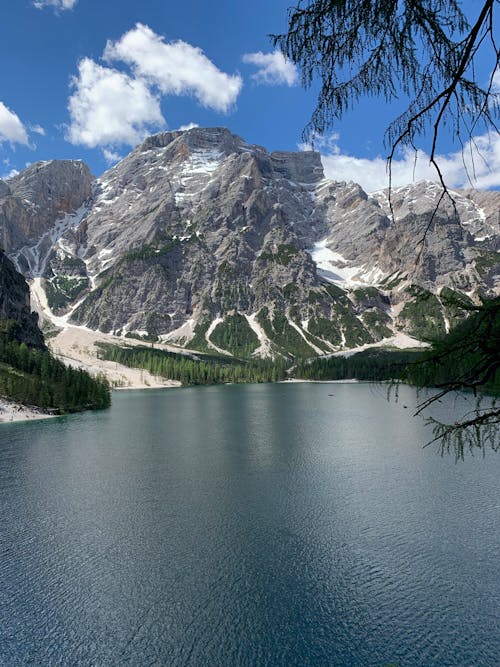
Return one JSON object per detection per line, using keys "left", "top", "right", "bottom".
{"left": 136, "top": 126, "right": 324, "bottom": 185}
{"left": 139, "top": 126, "right": 247, "bottom": 155}
{"left": 8, "top": 160, "right": 93, "bottom": 214}
{"left": 0, "top": 160, "right": 93, "bottom": 279}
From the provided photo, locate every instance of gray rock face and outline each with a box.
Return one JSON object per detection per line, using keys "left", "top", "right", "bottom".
{"left": 68, "top": 129, "right": 332, "bottom": 350}
{"left": 2, "top": 127, "right": 499, "bottom": 356}
{"left": 0, "top": 160, "right": 93, "bottom": 269}
{"left": 0, "top": 180, "right": 10, "bottom": 199}
{"left": 315, "top": 180, "right": 389, "bottom": 261}
{"left": 0, "top": 250, "right": 45, "bottom": 349}
{"left": 371, "top": 182, "right": 500, "bottom": 292}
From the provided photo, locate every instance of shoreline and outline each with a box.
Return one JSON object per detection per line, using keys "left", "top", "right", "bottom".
{"left": 281, "top": 378, "right": 360, "bottom": 384}
{"left": 0, "top": 399, "right": 55, "bottom": 424}
{"left": 0, "top": 378, "right": 372, "bottom": 424}
{"left": 1, "top": 322, "right": 421, "bottom": 424}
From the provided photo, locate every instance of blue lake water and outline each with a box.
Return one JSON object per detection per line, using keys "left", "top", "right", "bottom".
{"left": 0, "top": 383, "right": 499, "bottom": 666}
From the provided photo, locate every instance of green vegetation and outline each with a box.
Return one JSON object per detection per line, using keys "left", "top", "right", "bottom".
{"left": 283, "top": 282, "right": 298, "bottom": 299}
{"left": 122, "top": 238, "right": 181, "bottom": 263}
{"left": 361, "top": 309, "right": 393, "bottom": 340}
{"left": 44, "top": 253, "right": 88, "bottom": 278}
{"left": 295, "top": 298, "right": 499, "bottom": 401}
{"left": 352, "top": 286, "right": 382, "bottom": 301}
{"left": 295, "top": 349, "right": 422, "bottom": 382}
{"left": 91, "top": 296, "right": 499, "bottom": 458}
{"left": 214, "top": 262, "right": 251, "bottom": 311}
{"left": 274, "top": 0, "right": 498, "bottom": 453}
{"left": 439, "top": 287, "right": 473, "bottom": 330}
{"left": 399, "top": 286, "right": 445, "bottom": 340}
{"left": 188, "top": 320, "right": 212, "bottom": 353}
{"left": 310, "top": 284, "right": 374, "bottom": 347}
{"left": 474, "top": 250, "right": 499, "bottom": 278}
{"left": 71, "top": 285, "right": 103, "bottom": 323}
{"left": 379, "top": 272, "right": 406, "bottom": 290}
{"left": 45, "top": 275, "right": 89, "bottom": 311}
{"left": 406, "top": 298, "right": 500, "bottom": 456}
{"left": 258, "top": 244, "right": 300, "bottom": 266}
{"left": 322, "top": 283, "right": 348, "bottom": 299}
{"left": 43, "top": 254, "right": 90, "bottom": 312}
{"left": 0, "top": 320, "right": 110, "bottom": 414}
{"left": 210, "top": 313, "right": 259, "bottom": 357}
{"left": 407, "top": 301, "right": 500, "bottom": 395}
{"left": 96, "top": 343, "right": 286, "bottom": 385}
{"left": 331, "top": 302, "right": 373, "bottom": 347}
{"left": 274, "top": 0, "right": 497, "bottom": 188}
{"left": 256, "top": 307, "right": 317, "bottom": 358}
{"left": 307, "top": 316, "right": 342, "bottom": 346}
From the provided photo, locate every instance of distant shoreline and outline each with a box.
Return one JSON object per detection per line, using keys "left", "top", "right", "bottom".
{"left": 281, "top": 378, "right": 359, "bottom": 384}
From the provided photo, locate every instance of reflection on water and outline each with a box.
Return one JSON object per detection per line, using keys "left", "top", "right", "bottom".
{"left": 0, "top": 383, "right": 499, "bottom": 666}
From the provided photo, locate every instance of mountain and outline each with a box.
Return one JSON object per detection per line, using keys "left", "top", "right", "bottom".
{"left": 0, "top": 249, "right": 44, "bottom": 349}
{"left": 0, "top": 249, "right": 113, "bottom": 418}
{"left": 1, "top": 127, "right": 498, "bottom": 359}
{"left": 0, "top": 160, "right": 92, "bottom": 269}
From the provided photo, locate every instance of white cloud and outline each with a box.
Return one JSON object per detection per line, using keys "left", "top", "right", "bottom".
{"left": 304, "top": 133, "right": 500, "bottom": 192}
{"left": 0, "top": 102, "right": 29, "bottom": 146}
{"left": 102, "top": 148, "right": 122, "bottom": 164}
{"left": 1, "top": 168, "right": 19, "bottom": 180}
{"left": 104, "top": 23, "right": 242, "bottom": 113}
{"left": 242, "top": 50, "right": 298, "bottom": 86}
{"left": 33, "top": 0, "right": 78, "bottom": 10}
{"left": 178, "top": 122, "right": 199, "bottom": 131}
{"left": 492, "top": 68, "right": 500, "bottom": 91}
{"left": 67, "top": 58, "right": 166, "bottom": 148}
{"left": 29, "top": 124, "right": 46, "bottom": 136}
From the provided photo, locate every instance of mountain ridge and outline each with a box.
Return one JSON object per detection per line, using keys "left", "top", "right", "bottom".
{"left": 1, "top": 127, "right": 498, "bottom": 359}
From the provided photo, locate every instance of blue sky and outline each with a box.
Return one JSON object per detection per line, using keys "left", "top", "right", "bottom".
{"left": 0, "top": 0, "right": 498, "bottom": 191}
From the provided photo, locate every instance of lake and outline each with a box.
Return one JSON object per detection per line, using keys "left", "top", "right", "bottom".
{"left": 0, "top": 383, "right": 499, "bottom": 666}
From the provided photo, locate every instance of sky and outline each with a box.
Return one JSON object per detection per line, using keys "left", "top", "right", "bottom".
{"left": 0, "top": 0, "right": 498, "bottom": 192}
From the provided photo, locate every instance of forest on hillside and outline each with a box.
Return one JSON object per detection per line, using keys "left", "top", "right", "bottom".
{"left": 96, "top": 303, "right": 499, "bottom": 402}
{"left": 96, "top": 342, "right": 287, "bottom": 385}
{"left": 0, "top": 320, "right": 110, "bottom": 414}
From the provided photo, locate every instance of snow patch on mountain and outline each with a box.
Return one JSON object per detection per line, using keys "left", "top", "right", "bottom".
{"left": 14, "top": 203, "right": 90, "bottom": 277}
{"left": 310, "top": 239, "right": 385, "bottom": 287}
{"left": 332, "top": 332, "right": 429, "bottom": 358}
{"left": 161, "top": 318, "right": 197, "bottom": 345}
{"left": 31, "top": 276, "right": 90, "bottom": 330}
{"left": 246, "top": 313, "right": 273, "bottom": 358}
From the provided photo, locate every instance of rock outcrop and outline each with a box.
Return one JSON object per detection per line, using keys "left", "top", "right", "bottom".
{"left": 0, "top": 250, "right": 45, "bottom": 349}
{"left": 0, "top": 160, "right": 93, "bottom": 273}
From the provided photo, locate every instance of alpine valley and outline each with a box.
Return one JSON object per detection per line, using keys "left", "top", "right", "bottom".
{"left": 1, "top": 126, "right": 499, "bottom": 363}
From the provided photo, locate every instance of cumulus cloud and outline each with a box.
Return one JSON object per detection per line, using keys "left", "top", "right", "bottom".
{"left": 102, "top": 148, "right": 122, "bottom": 164}
{"left": 33, "top": 0, "right": 78, "bottom": 10}
{"left": 0, "top": 102, "right": 29, "bottom": 146}
{"left": 242, "top": 50, "right": 298, "bottom": 86}
{"left": 178, "top": 122, "right": 199, "bottom": 131}
{"left": 104, "top": 23, "right": 242, "bottom": 113}
{"left": 67, "top": 58, "right": 166, "bottom": 148}
{"left": 304, "top": 132, "right": 500, "bottom": 192}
